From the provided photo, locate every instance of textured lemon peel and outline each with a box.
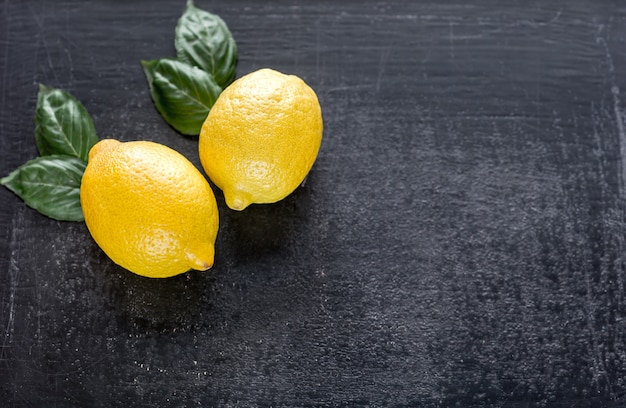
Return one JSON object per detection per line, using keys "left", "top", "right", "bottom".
{"left": 198, "top": 68, "right": 323, "bottom": 211}
{"left": 81, "top": 139, "right": 219, "bottom": 278}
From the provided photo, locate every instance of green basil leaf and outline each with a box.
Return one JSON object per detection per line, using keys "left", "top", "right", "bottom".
{"left": 34, "top": 84, "right": 98, "bottom": 162}
{"left": 141, "top": 58, "right": 222, "bottom": 135}
{"left": 1, "top": 155, "right": 86, "bottom": 221}
{"left": 175, "top": 0, "right": 237, "bottom": 88}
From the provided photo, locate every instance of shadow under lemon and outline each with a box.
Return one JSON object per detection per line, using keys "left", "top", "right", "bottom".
{"left": 89, "top": 171, "right": 320, "bottom": 333}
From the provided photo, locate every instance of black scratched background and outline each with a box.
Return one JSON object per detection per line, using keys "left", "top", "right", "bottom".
{"left": 2, "top": 0, "right": 626, "bottom": 407}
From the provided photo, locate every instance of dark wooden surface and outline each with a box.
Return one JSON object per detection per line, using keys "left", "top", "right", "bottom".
{"left": 2, "top": 1, "right": 626, "bottom": 406}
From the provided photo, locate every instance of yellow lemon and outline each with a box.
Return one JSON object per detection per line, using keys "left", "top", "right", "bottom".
{"left": 80, "top": 139, "right": 219, "bottom": 278}
{"left": 198, "top": 68, "right": 323, "bottom": 210}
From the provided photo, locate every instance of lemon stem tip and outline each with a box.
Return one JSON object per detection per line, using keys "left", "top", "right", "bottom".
{"left": 185, "top": 243, "right": 215, "bottom": 271}
{"left": 225, "top": 191, "right": 251, "bottom": 211}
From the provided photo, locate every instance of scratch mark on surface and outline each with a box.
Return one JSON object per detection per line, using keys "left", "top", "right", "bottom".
{"left": 28, "top": 2, "right": 60, "bottom": 85}
{"left": 0, "top": 0, "right": 10, "bottom": 136}
{"left": 584, "top": 266, "right": 613, "bottom": 395}
{"left": 449, "top": 22, "right": 455, "bottom": 60}
{"left": 448, "top": 9, "right": 563, "bottom": 41}
{"left": 597, "top": 27, "right": 626, "bottom": 322}
{"left": 376, "top": 47, "right": 390, "bottom": 92}
{"left": 595, "top": 24, "right": 625, "bottom": 399}
{"left": 64, "top": 48, "right": 74, "bottom": 88}
{"left": 2, "top": 212, "right": 24, "bottom": 358}
{"left": 315, "top": 20, "right": 321, "bottom": 82}
{"left": 596, "top": 31, "right": 626, "bottom": 196}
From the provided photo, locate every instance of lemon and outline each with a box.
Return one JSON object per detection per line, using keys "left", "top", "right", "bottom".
{"left": 198, "top": 68, "right": 323, "bottom": 211}
{"left": 80, "top": 139, "right": 219, "bottom": 278}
